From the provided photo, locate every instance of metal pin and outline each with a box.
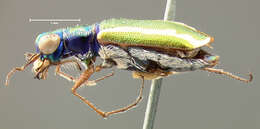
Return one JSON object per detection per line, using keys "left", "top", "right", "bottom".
{"left": 142, "top": 0, "right": 176, "bottom": 129}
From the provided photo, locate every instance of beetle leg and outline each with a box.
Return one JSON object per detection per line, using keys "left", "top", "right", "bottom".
{"left": 5, "top": 53, "right": 40, "bottom": 86}
{"left": 104, "top": 76, "right": 144, "bottom": 117}
{"left": 71, "top": 64, "right": 108, "bottom": 117}
{"left": 84, "top": 59, "right": 116, "bottom": 86}
{"left": 85, "top": 66, "right": 115, "bottom": 86}
{"left": 55, "top": 60, "right": 114, "bottom": 86}
{"left": 55, "top": 64, "right": 76, "bottom": 81}
{"left": 55, "top": 60, "right": 82, "bottom": 81}
{"left": 72, "top": 64, "right": 144, "bottom": 118}
{"left": 203, "top": 67, "right": 253, "bottom": 83}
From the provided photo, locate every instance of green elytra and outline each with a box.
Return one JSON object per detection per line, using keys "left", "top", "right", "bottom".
{"left": 98, "top": 18, "right": 213, "bottom": 50}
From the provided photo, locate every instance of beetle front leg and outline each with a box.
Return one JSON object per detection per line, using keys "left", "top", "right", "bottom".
{"left": 6, "top": 67, "right": 28, "bottom": 86}
{"left": 5, "top": 53, "right": 40, "bottom": 86}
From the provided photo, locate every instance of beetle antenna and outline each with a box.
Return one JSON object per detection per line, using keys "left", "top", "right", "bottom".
{"left": 5, "top": 53, "right": 40, "bottom": 86}
{"left": 203, "top": 67, "right": 253, "bottom": 83}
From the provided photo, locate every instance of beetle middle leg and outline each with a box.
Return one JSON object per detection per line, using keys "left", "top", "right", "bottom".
{"left": 55, "top": 60, "right": 82, "bottom": 81}
{"left": 55, "top": 60, "right": 114, "bottom": 86}
{"left": 103, "top": 76, "right": 144, "bottom": 117}
{"left": 85, "top": 65, "right": 115, "bottom": 86}
{"left": 71, "top": 64, "right": 144, "bottom": 118}
{"left": 71, "top": 64, "right": 107, "bottom": 117}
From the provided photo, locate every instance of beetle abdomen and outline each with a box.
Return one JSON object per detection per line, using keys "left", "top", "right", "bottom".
{"left": 99, "top": 45, "right": 219, "bottom": 73}
{"left": 128, "top": 47, "right": 218, "bottom": 72}
{"left": 98, "top": 19, "right": 214, "bottom": 50}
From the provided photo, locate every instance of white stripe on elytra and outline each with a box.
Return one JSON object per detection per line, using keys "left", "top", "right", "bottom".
{"left": 99, "top": 27, "right": 211, "bottom": 48}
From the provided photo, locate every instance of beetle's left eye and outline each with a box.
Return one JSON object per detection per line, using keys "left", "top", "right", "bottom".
{"left": 38, "top": 34, "right": 61, "bottom": 54}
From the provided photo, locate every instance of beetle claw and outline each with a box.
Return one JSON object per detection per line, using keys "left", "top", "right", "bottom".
{"left": 247, "top": 72, "right": 253, "bottom": 82}
{"left": 34, "top": 74, "right": 40, "bottom": 80}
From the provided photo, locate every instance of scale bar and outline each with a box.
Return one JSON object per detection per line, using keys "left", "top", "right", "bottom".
{"left": 29, "top": 18, "right": 81, "bottom": 22}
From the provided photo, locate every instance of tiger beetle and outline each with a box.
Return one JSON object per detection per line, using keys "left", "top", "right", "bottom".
{"left": 5, "top": 18, "right": 253, "bottom": 118}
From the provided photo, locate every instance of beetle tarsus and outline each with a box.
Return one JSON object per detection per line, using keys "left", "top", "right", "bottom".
{"left": 5, "top": 66, "right": 25, "bottom": 86}
{"left": 5, "top": 54, "right": 40, "bottom": 86}
{"left": 203, "top": 67, "right": 253, "bottom": 83}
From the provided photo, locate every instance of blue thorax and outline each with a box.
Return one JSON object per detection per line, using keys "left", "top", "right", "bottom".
{"left": 36, "top": 24, "right": 100, "bottom": 62}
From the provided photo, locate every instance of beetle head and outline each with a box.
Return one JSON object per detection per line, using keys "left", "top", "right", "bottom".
{"left": 33, "top": 32, "right": 64, "bottom": 79}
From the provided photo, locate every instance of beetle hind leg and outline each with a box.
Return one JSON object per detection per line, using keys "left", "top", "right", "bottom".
{"left": 203, "top": 67, "right": 253, "bottom": 83}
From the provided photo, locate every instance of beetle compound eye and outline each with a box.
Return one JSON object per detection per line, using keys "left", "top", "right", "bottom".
{"left": 38, "top": 34, "right": 61, "bottom": 54}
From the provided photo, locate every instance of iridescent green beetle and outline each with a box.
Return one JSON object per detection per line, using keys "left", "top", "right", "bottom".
{"left": 5, "top": 18, "right": 253, "bottom": 118}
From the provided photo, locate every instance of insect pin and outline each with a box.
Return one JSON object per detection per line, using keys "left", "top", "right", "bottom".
{"left": 5, "top": 18, "right": 253, "bottom": 118}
